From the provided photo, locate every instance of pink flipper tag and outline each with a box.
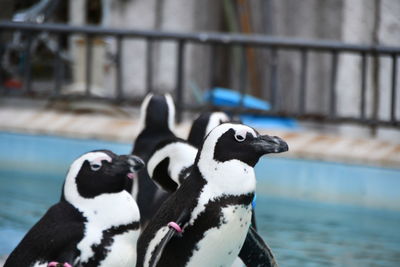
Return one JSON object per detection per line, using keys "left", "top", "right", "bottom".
{"left": 168, "top": 221, "right": 183, "bottom": 233}
{"left": 64, "top": 263, "right": 73, "bottom": 267}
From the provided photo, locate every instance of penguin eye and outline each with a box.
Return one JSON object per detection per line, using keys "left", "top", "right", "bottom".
{"left": 90, "top": 163, "right": 102, "bottom": 171}
{"left": 234, "top": 134, "right": 246, "bottom": 142}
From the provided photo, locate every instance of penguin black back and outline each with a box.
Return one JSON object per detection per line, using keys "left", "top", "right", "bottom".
{"left": 130, "top": 93, "right": 179, "bottom": 227}
{"left": 133, "top": 94, "right": 176, "bottom": 158}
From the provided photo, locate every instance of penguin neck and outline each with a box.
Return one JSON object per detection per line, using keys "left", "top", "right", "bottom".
{"left": 137, "top": 127, "right": 174, "bottom": 143}
{"left": 186, "top": 164, "right": 254, "bottom": 227}
{"left": 64, "top": 179, "right": 140, "bottom": 227}
{"left": 196, "top": 151, "right": 256, "bottom": 196}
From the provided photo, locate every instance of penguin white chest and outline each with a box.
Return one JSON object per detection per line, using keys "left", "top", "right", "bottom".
{"left": 74, "top": 192, "right": 140, "bottom": 265}
{"left": 186, "top": 204, "right": 252, "bottom": 267}
{"left": 98, "top": 229, "right": 140, "bottom": 267}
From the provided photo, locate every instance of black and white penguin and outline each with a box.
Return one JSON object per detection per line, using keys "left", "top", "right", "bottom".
{"left": 4, "top": 150, "right": 144, "bottom": 267}
{"left": 129, "top": 93, "right": 178, "bottom": 228}
{"left": 147, "top": 112, "right": 278, "bottom": 266}
{"left": 188, "top": 111, "right": 261, "bottom": 233}
{"left": 137, "top": 123, "right": 288, "bottom": 267}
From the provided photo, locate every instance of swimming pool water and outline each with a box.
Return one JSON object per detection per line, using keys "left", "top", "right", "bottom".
{"left": 257, "top": 196, "right": 400, "bottom": 266}
{"left": 1, "top": 132, "right": 400, "bottom": 266}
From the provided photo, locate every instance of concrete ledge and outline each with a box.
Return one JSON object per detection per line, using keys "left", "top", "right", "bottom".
{"left": 0, "top": 101, "right": 399, "bottom": 170}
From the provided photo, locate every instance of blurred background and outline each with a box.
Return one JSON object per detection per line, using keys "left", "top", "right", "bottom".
{"left": 0, "top": 0, "right": 399, "bottom": 266}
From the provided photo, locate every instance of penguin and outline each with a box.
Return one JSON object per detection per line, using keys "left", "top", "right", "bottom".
{"left": 4, "top": 150, "right": 144, "bottom": 267}
{"left": 188, "top": 112, "right": 261, "bottom": 231}
{"left": 188, "top": 111, "right": 266, "bottom": 230}
{"left": 129, "top": 93, "right": 178, "bottom": 228}
{"left": 147, "top": 112, "right": 278, "bottom": 266}
{"left": 135, "top": 102, "right": 278, "bottom": 266}
{"left": 137, "top": 123, "right": 288, "bottom": 267}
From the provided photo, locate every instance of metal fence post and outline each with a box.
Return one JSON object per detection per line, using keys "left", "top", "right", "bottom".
{"left": 175, "top": 40, "right": 185, "bottom": 123}
{"left": 115, "top": 35, "right": 123, "bottom": 102}
{"left": 85, "top": 35, "right": 93, "bottom": 97}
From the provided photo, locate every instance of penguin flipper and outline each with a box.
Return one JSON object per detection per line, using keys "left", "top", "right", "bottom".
{"left": 148, "top": 209, "right": 190, "bottom": 267}
{"left": 148, "top": 227, "right": 177, "bottom": 267}
{"left": 238, "top": 226, "right": 278, "bottom": 267}
{"left": 4, "top": 202, "right": 84, "bottom": 267}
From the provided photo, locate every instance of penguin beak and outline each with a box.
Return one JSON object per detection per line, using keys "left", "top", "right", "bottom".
{"left": 252, "top": 135, "right": 289, "bottom": 155}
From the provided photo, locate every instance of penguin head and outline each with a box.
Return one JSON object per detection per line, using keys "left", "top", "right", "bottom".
{"left": 188, "top": 111, "right": 230, "bottom": 148}
{"left": 198, "top": 123, "right": 288, "bottom": 168}
{"left": 138, "top": 93, "right": 175, "bottom": 132}
{"left": 194, "top": 123, "right": 288, "bottom": 195}
{"left": 64, "top": 150, "right": 144, "bottom": 200}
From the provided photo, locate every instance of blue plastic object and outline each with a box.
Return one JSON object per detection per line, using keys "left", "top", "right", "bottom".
{"left": 205, "top": 87, "right": 298, "bottom": 130}
{"left": 205, "top": 87, "right": 270, "bottom": 111}
{"left": 240, "top": 115, "right": 298, "bottom": 130}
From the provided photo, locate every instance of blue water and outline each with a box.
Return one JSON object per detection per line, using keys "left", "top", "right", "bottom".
{"left": 1, "top": 132, "right": 400, "bottom": 266}
{"left": 257, "top": 196, "right": 400, "bottom": 266}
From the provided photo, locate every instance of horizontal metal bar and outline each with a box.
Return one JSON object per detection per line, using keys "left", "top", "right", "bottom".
{"left": 1, "top": 21, "right": 400, "bottom": 54}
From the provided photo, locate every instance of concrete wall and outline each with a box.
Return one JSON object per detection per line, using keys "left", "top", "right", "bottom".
{"left": 67, "top": 0, "right": 399, "bottom": 140}
{"left": 248, "top": 0, "right": 399, "bottom": 141}
{"left": 336, "top": 0, "right": 400, "bottom": 141}
{"left": 265, "top": 0, "right": 343, "bottom": 114}
{"left": 95, "top": 0, "right": 221, "bottom": 100}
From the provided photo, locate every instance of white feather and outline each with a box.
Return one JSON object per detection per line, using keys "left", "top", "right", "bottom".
{"left": 143, "top": 226, "right": 170, "bottom": 267}
{"left": 185, "top": 205, "right": 252, "bottom": 267}
{"left": 164, "top": 93, "right": 176, "bottom": 132}
{"left": 205, "top": 112, "right": 230, "bottom": 137}
{"left": 98, "top": 229, "right": 139, "bottom": 267}
{"left": 147, "top": 142, "right": 197, "bottom": 187}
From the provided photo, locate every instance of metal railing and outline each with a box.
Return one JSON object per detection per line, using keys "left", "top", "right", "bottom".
{"left": 0, "top": 21, "right": 399, "bottom": 129}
